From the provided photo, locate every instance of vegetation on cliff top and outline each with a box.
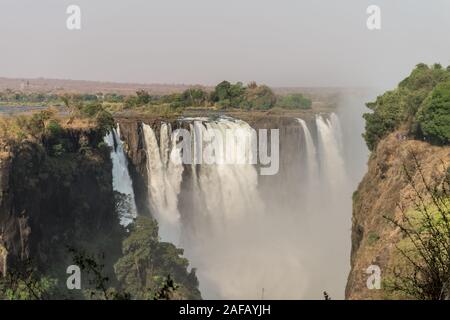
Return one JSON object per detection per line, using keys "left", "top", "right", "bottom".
{"left": 0, "top": 81, "right": 313, "bottom": 117}
{"left": 364, "top": 63, "right": 450, "bottom": 150}
{"left": 121, "top": 80, "right": 311, "bottom": 112}
{"left": 0, "top": 91, "right": 201, "bottom": 300}
{"left": 0, "top": 100, "right": 114, "bottom": 145}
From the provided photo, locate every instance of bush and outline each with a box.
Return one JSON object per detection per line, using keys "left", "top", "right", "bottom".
{"left": 367, "top": 232, "right": 380, "bottom": 246}
{"left": 96, "top": 110, "right": 115, "bottom": 135}
{"left": 123, "top": 96, "right": 139, "bottom": 109}
{"left": 416, "top": 81, "right": 450, "bottom": 145}
{"left": 363, "top": 90, "right": 407, "bottom": 151}
{"left": 46, "top": 119, "right": 63, "bottom": 137}
{"left": 77, "top": 101, "right": 115, "bottom": 135}
{"left": 244, "top": 85, "right": 276, "bottom": 110}
{"left": 363, "top": 64, "right": 450, "bottom": 150}
{"left": 276, "top": 94, "right": 312, "bottom": 109}
{"left": 136, "top": 90, "right": 151, "bottom": 105}
{"left": 211, "top": 81, "right": 245, "bottom": 109}
{"left": 81, "top": 102, "right": 103, "bottom": 117}
{"left": 52, "top": 143, "right": 65, "bottom": 157}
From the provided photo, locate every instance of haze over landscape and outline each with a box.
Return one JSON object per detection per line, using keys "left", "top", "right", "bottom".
{"left": 1, "top": 0, "right": 450, "bottom": 88}
{"left": 1, "top": 1, "right": 450, "bottom": 303}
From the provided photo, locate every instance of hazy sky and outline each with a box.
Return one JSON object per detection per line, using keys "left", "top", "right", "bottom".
{"left": 1, "top": 0, "right": 450, "bottom": 87}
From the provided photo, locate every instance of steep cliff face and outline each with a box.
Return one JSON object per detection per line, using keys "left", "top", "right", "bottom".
{"left": 346, "top": 132, "right": 450, "bottom": 299}
{"left": 0, "top": 128, "right": 122, "bottom": 274}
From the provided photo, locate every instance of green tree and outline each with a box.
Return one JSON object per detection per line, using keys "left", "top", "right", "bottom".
{"left": 212, "top": 81, "right": 232, "bottom": 102}
{"left": 114, "top": 216, "right": 201, "bottom": 300}
{"left": 416, "top": 81, "right": 450, "bottom": 145}
{"left": 245, "top": 85, "right": 276, "bottom": 110}
{"left": 363, "top": 63, "right": 450, "bottom": 150}
{"left": 123, "top": 95, "right": 139, "bottom": 109}
{"left": 0, "top": 259, "right": 58, "bottom": 300}
{"left": 136, "top": 90, "right": 151, "bottom": 105}
{"left": 211, "top": 81, "right": 247, "bottom": 109}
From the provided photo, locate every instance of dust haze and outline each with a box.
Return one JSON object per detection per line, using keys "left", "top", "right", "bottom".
{"left": 1, "top": 0, "right": 449, "bottom": 88}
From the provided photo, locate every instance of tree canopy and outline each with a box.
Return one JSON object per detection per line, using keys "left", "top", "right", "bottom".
{"left": 363, "top": 63, "right": 450, "bottom": 150}
{"left": 114, "top": 216, "right": 201, "bottom": 300}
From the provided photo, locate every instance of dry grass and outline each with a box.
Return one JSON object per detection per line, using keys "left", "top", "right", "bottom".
{"left": 0, "top": 109, "right": 95, "bottom": 142}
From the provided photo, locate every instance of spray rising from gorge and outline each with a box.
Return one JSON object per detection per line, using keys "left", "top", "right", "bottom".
{"left": 108, "top": 103, "right": 368, "bottom": 299}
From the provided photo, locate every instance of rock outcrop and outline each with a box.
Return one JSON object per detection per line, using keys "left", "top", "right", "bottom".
{"left": 346, "top": 132, "right": 450, "bottom": 299}
{"left": 0, "top": 128, "right": 122, "bottom": 273}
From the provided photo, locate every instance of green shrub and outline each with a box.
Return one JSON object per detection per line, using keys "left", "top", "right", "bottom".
{"left": 123, "top": 96, "right": 139, "bottom": 109}
{"left": 276, "top": 94, "right": 312, "bottom": 109}
{"left": 244, "top": 85, "right": 276, "bottom": 110}
{"left": 367, "top": 232, "right": 380, "bottom": 246}
{"left": 52, "top": 143, "right": 65, "bottom": 157}
{"left": 211, "top": 81, "right": 246, "bottom": 109}
{"left": 363, "top": 90, "right": 407, "bottom": 150}
{"left": 136, "top": 90, "right": 151, "bottom": 105}
{"left": 416, "top": 81, "right": 450, "bottom": 145}
{"left": 363, "top": 64, "right": 450, "bottom": 150}
{"left": 46, "top": 119, "right": 63, "bottom": 137}
{"left": 96, "top": 110, "right": 115, "bottom": 135}
{"left": 27, "top": 110, "right": 57, "bottom": 138}
{"left": 81, "top": 102, "right": 103, "bottom": 117}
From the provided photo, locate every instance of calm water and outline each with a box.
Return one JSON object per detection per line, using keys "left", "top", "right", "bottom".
{"left": 0, "top": 105, "right": 66, "bottom": 115}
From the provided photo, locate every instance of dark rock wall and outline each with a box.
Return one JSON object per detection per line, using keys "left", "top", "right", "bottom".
{"left": 0, "top": 129, "right": 121, "bottom": 273}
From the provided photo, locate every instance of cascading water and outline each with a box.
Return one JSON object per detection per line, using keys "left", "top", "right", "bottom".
{"left": 142, "top": 123, "right": 183, "bottom": 245}
{"left": 104, "top": 126, "right": 137, "bottom": 227}
{"left": 137, "top": 111, "right": 363, "bottom": 299}
{"left": 315, "top": 114, "right": 347, "bottom": 192}
{"left": 297, "top": 118, "right": 319, "bottom": 185}
{"left": 296, "top": 113, "right": 352, "bottom": 298}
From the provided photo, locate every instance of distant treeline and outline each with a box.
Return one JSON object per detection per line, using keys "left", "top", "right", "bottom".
{"left": 0, "top": 81, "right": 312, "bottom": 112}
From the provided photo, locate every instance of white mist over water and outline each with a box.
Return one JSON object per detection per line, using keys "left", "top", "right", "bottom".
{"left": 137, "top": 108, "right": 368, "bottom": 299}
{"left": 143, "top": 118, "right": 302, "bottom": 299}
{"left": 142, "top": 123, "right": 183, "bottom": 245}
{"left": 104, "top": 126, "right": 137, "bottom": 227}
{"left": 316, "top": 114, "right": 347, "bottom": 193}
{"left": 184, "top": 118, "right": 268, "bottom": 299}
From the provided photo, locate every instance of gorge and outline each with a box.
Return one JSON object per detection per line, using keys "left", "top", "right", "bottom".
{"left": 0, "top": 92, "right": 371, "bottom": 299}
{"left": 111, "top": 99, "right": 369, "bottom": 299}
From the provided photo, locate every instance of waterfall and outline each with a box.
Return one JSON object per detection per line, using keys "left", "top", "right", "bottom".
{"left": 194, "top": 118, "right": 262, "bottom": 222}
{"left": 142, "top": 123, "right": 183, "bottom": 245}
{"left": 288, "top": 113, "right": 353, "bottom": 299}
{"left": 330, "top": 113, "right": 344, "bottom": 153}
{"left": 184, "top": 117, "right": 266, "bottom": 299}
{"left": 139, "top": 113, "right": 356, "bottom": 299}
{"left": 104, "top": 126, "right": 137, "bottom": 227}
{"left": 315, "top": 113, "right": 347, "bottom": 191}
{"left": 296, "top": 118, "right": 319, "bottom": 184}
{"left": 142, "top": 117, "right": 266, "bottom": 298}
